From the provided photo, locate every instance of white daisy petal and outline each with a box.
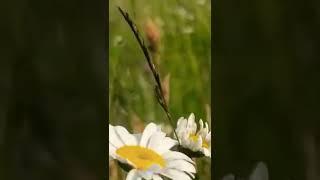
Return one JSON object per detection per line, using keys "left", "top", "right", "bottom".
{"left": 177, "top": 117, "right": 184, "bottom": 127}
{"left": 205, "top": 122, "right": 209, "bottom": 134}
{"left": 181, "top": 119, "right": 188, "bottom": 129}
{"left": 147, "top": 132, "right": 165, "bottom": 151}
{"left": 126, "top": 169, "right": 142, "bottom": 180}
{"left": 140, "top": 123, "right": 158, "bottom": 147}
{"left": 192, "top": 122, "right": 197, "bottom": 134}
{"left": 188, "top": 113, "right": 195, "bottom": 122}
{"left": 153, "top": 174, "right": 163, "bottom": 180}
{"left": 203, "top": 148, "right": 211, "bottom": 157}
{"left": 166, "top": 159, "right": 196, "bottom": 173}
{"left": 109, "top": 124, "right": 124, "bottom": 148}
{"left": 133, "top": 133, "right": 142, "bottom": 142}
{"left": 115, "top": 126, "right": 137, "bottom": 145}
{"left": 156, "top": 138, "right": 178, "bottom": 154}
{"left": 199, "top": 119, "right": 204, "bottom": 130}
{"left": 206, "top": 132, "right": 211, "bottom": 141}
{"left": 187, "top": 113, "right": 195, "bottom": 129}
{"left": 161, "top": 169, "right": 192, "bottom": 180}
{"left": 176, "top": 119, "right": 187, "bottom": 135}
{"left": 185, "top": 113, "right": 197, "bottom": 134}
{"left": 162, "top": 151, "right": 195, "bottom": 164}
{"left": 109, "top": 143, "right": 117, "bottom": 158}
{"left": 162, "top": 137, "right": 178, "bottom": 149}
{"left": 139, "top": 164, "right": 161, "bottom": 180}
{"left": 139, "top": 171, "right": 153, "bottom": 180}
{"left": 186, "top": 171, "right": 195, "bottom": 179}
{"left": 147, "top": 130, "right": 178, "bottom": 154}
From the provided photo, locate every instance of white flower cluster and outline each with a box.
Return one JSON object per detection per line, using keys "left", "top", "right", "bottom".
{"left": 109, "top": 113, "right": 211, "bottom": 180}
{"left": 176, "top": 113, "right": 211, "bottom": 157}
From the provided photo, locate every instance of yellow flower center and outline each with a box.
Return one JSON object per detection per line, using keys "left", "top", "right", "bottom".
{"left": 189, "top": 134, "right": 199, "bottom": 142}
{"left": 116, "top": 145, "right": 165, "bottom": 170}
{"left": 189, "top": 134, "right": 209, "bottom": 148}
{"left": 202, "top": 140, "right": 209, "bottom": 148}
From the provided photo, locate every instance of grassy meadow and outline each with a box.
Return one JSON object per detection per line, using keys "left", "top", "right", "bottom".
{"left": 109, "top": 0, "right": 211, "bottom": 179}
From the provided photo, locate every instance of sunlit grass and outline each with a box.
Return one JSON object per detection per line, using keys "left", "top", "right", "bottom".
{"left": 109, "top": 0, "right": 211, "bottom": 179}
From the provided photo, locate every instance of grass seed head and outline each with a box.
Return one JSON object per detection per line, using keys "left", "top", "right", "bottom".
{"left": 144, "top": 18, "right": 161, "bottom": 53}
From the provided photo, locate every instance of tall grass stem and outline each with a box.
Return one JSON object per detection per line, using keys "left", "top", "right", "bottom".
{"left": 118, "top": 7, "right": 180, "bottom": 145}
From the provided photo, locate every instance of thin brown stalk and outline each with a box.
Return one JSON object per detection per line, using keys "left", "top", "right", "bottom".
{"left": 118, "top": 7, "right": 180, "bottom": 145}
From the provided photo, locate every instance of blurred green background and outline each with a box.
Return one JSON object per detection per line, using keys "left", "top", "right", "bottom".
{"left": 0, "top": 0, "right": 106, "bottom": 179}
{"left": 214, "top": 0, "right": 320, "bottom": 179}
{"left": 109, "top": 0, "right": 211, "bottom": 179}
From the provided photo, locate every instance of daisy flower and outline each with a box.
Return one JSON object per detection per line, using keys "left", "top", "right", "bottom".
{"left": 109, "top": 123, "right": 196, "bottom": 180}
{"left": 175, "top": 113, "right": 211, "bottom": 157}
